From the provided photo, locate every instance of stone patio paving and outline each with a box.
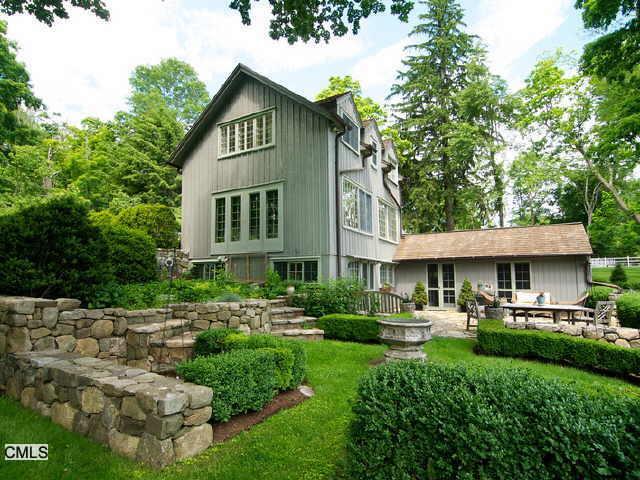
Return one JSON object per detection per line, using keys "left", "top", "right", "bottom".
{"left": 414, "top": 309, "right": 475, "bottom": 338}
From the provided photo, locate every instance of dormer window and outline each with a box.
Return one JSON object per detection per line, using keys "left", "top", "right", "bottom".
{"left": 219, "top": 108, "right": 275, "bottom": 158}
{"left": 342, "top": 113, "right": 359, "bottom": 153}
{"left": 371, "top": 138, "right": 379, "bottom": 169}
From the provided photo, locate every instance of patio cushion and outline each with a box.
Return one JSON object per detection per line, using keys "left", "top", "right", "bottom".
{"left": 514, "top": 292, "right": 551, "bottom": 304}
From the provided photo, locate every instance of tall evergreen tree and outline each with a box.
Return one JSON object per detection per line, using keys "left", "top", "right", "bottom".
{"left": 390, "top": 0, "right": 510, "bottom": 232}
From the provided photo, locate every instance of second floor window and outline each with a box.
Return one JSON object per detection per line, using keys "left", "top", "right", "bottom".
{"left": 378, "top": 199, "right": 399, "bottom": 242}
{"left": 219, "top": 109, "right": 274, "bottom": 157}
{"left": 342, "top": 113, "right": 359, "bottom": 152}
{"left": 343, "top": 178, "right": 372, "bottom": 234}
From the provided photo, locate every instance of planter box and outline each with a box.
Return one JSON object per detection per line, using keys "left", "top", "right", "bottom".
{"left": 400, "top": 302, "right": 416, "bottom": 313}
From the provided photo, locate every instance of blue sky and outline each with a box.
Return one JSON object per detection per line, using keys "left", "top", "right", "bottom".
{"left": 4, "top": 0, "right": 594, "bottom": 124}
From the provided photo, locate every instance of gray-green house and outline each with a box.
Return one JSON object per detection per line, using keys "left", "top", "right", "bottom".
{"left": 169, "top": 64, "right": 401, "bottom": 289}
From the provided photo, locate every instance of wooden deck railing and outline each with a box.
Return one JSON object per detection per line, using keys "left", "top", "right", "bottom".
{"left": 358, "top": 290, "right": 404, "bottom": 314}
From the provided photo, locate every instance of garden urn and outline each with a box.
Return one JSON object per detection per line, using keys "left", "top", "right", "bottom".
{"left": 377, "top": 317, "right": 432, "bottom": 362}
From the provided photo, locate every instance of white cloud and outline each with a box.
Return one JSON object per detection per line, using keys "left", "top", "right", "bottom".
{"left": 5, "top": 0, "right": 363, "bottom": 124}
{"left": 351, "top": 39, "right": 407, "bottom": 92}
{"left": 469, "top": 0, "right": 572, "bottom": 88}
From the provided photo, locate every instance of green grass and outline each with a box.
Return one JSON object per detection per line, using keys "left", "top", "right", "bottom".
{"left": 1, "top": 338, "right": 638, "bottom": 479}
{"left": 592, "top": 266, "right": 640, "bottom": 286}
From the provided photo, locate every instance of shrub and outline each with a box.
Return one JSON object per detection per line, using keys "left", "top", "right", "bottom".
{"left": 477, "top": 319, "right": 640, "bottom": 377}
{"left": 346, "top": 361, "right": 640, "bottom": 480}
{"left": 0, "top": 195, "right": 112, "bottom": 303}
{"left": 176, "top": 349, "right": 280, "bottom": 422}
{"left": 193, "top": 330, "right": 306, "bottom": 389}
{"left": 610, "top": 264, "right": 628, "bottom": 287}
{"left": 457, "top": 278, "right": 474, "bottom": 310}
{"left": 224, "top": 333, "right": 306, "bottom": 389}
{"left": 213, "top": 292, "right": 243, "bottom": 302}
{"left": 411, "top": 281, "right": 428, "bottom": 308}
{"left": 193, "top": 328, "right": 238, "bottom": 356}
{"left": 117, "top": 203, "right": 179, "bottom": 248}
{"left": 262, "top": 269, "right": 286, "bottom": 299}
{"left": 292, "top": 279, "right": 364, "bottom": 317}
{"left": 617, "top": 292, "right": 640, "bottom": 329}
{"left": 317, "top": 314, "right": 380, "bottom": 343}
{"left": 585, "top": 285, "right": 614, "bottom": 308}
{"left": 98, "top": 223, "right": 157, "bottom": 284}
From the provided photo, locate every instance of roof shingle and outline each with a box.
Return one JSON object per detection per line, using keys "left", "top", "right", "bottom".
{"left": 393, "top": 223, "right": 592, "bottom": 261}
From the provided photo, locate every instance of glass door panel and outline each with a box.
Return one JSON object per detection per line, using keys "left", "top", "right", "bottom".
{"left": 427, "top": 264, "right": 439, "bottom": 307}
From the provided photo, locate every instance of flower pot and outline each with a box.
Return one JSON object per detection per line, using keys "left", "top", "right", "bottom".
{"left": 377, "top": 317, "right": 432, "bottom": 362}
{"left": 485, "top": 306, "right": 505, "bottom": 320}
{"left": 400, "top": 302, "right": 416, "bottom": 313}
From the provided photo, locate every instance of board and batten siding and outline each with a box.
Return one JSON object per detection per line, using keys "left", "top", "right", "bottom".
{"left": 180, "top": 76, "right": 331, "bottom": 262}
{"left": 395, "top": 256, "right": 590, "bottom": 303}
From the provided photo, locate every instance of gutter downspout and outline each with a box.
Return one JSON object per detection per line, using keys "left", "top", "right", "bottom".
{"left": 334, "top": 130, "right": 345, "bottom": 278}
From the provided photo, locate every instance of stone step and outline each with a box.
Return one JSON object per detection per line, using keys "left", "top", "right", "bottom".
{"left": 271, "top": 306, "right": 305, "bottom": 319}
{"left": 269, "top": 297, "right": 289, "bottom": 308}
{"left": 271, "top": 316, "right": 317, "bottom": 331}
{"left": 163, "top": 331, "right": 196, "bottom": 348}
{"left": 130, "top": 319, "right": 192, "bottom": 345}
{"left": 271, "top": 328, "right": 324, "bottom": 341}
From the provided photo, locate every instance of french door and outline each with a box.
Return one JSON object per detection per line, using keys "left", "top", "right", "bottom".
{"left": 426, "top": 263, "right": 456, "bottom": 307}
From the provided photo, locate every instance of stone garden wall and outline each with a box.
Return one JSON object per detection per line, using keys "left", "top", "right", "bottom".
{"left": 0, "top": 296, "right": 271, "bottom": 370}
{"left": 504, "top": 320, "right": 640, "bottom": 348}
{"left": 1, "top": 350, "right": 213, "bottom": 468}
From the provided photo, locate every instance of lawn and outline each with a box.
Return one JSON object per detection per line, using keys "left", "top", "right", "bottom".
{"left": 592, "top": 266, "right": 640, "bottom": 285}
{"left": 1, "top": 338, "right": 638, "bottom": 480}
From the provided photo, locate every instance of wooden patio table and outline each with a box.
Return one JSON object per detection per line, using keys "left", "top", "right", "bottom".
{"left": 501, "top": 303, "right": 595, "bottom": 324}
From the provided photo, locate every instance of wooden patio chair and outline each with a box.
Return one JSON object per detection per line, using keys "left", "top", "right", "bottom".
{"left": 466, "top": 299, "right": 481, "bottom": 331}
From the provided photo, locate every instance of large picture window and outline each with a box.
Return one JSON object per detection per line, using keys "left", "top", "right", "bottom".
{"left": 378, "top": 199, "right": 399, "bottom": 242}
{"left": 273, "top": 260, "right": 318, "bottom": 283}
{"left": 219, "top": 109, "right": 275, "bottom": 157}
{"left": 342, "top": 178, "right": 372, "bottom": 234}
{"left": 497, "top": 262, "right": 530, "bottom": 300}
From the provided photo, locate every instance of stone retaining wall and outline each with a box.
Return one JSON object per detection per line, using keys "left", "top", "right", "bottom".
{"left": 504, "top": 320, "right": 640, "bottom": 348}
{"left": 0, "top": 296, "right": 271, "bottom": 371}
{"left": 1, "top": 350, "right": 213, "bottom": 468}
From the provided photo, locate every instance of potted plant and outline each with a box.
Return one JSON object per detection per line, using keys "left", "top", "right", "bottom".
{"left": 400, "top": 292, "right": 416, "bottom": 313}
{"left": 380, "top": 282, "right": 393, "bottom": 293}
{"left": 412, "top": 281, "right": 428, "bottom": 311}
{"left": 485, "top": 292, "right": 505, "bottom": 320}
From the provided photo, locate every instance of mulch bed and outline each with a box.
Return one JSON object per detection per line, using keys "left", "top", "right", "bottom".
{"left": 212, "top": 388, "right": 309, "bottom": 443}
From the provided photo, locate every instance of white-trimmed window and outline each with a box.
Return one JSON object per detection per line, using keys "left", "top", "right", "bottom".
{"left": 380, "top": 263, "right": 395, "bottom": 286}
{"left": 273, "top": 260, "right": 319, "bottom": 282}
{"left": 342, "top": 178, "right": 372, "bottom": 234}
{"left": 378, "top": 199, "right": 399, "bottom": 242}
{"left": 342, "top": 113, "right": 359, "bottom": 152}
{"left": 371, "top": 138, "right": 379, "bottom": 169}
{"left": 219, "top": 109, "right": 275, "bottom": 157}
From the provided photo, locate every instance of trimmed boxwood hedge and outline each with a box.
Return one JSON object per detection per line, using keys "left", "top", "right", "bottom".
{"left": 477, "top": 320, "right": 640, "bottom": 377}
{"left": 177, "top": 348, "right": 284, "bottom": 422}
{"left": 193, "top": 329, "right": 307, "bottom": 389}
{"left": 346, "top": 361, "right": 640, "bottom": 480}
{"left": 585, "top": 285, "right": 614, "bottom": 308}
{"left": 316, "top": 314, "right": 380, "bottom": 343}
{"left": 617, "top": 292, "right": 640, "bottom": 329}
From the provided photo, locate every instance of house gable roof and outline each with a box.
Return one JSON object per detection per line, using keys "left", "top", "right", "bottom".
{"left": 315, "top": 92, "right": 363, "bottom": 126}
{"left": 394, "top": 223, "right": 593, "bottom": 262}
{"left": 169, "top": 63, "right": 345, "bottom": 168}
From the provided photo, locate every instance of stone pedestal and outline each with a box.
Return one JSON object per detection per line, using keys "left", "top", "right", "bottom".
{"left": 378, "top": 317, "right": 432, "bottom": 362}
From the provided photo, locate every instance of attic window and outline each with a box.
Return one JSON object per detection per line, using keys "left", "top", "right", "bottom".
{"left": 219, "top": 109, "right": 275, "bottom": 158}
{"left": 342, "top": 113, "right": 359, "bottom": 152}
{"left": 371, "top": 138, "right": 379, "bottom": 169}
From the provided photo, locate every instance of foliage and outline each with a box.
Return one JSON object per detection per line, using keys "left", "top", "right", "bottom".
{"left": 411, "top": 281, "right": 428, "bottom": 307}
{"left": 585, "top": 285, "right": 615, "bottom": 308}
{"left": 611, "top": 264, "right": 629, "bottom": 286}
{"left": 97, "top": 223, "right": 157, "bottom": 284}
{"left": 316, "top": 314, "right": 380, "bottom": 343}
{"left": 193, "top": 328, "right": 238, "bottom": 357}
{"left": 213, "top": 292, "right": 243, "bottom": 302}
{"left": 176, "top": 349, "right": 281, "bottom": 422}
{"left": 456, "top": 278, "right": 475, "bottom": 309}
{"left": 477, "top": 319, "right": 640, "bottom": 377}
{"left": 116, "top": 203, "right": 179, "bottom": 248}
{"left": 316, "top": 76, "right": 387, "bottom": 124}
{"left": 229, "top": 0, "right": 414, "bottom": 43}
{"left": 129, "top": 58, "right": 209, "bottom": 127}
{"left": 89, "top": 277, "right": 263, "bottom": 309}
{"left": 346, "top": 360, "right": 640, "bottom": 480}
{"left": 617, "top": 292, "right": 640, "bottom": 329}
{"left": 509, "top": 150, "right": 559, "bottom": 224}
{"left": 589, "top": 189, "right": 640, "bottom": 257}
{"left": 291, "top": 279, "right": 365, "bottom": 317}
{"left": 262, "top": 269, "right": 287, "bottom": 299}
{"left": 224, "top": 334, "right": 307, "bottom": 389}
{"left": 0, "top": 20, "right": 42, "bottom": 157}
{"left": 0, "top": 194, "right": 112, "bottom": 302}
{"left": 0, "top": 0, "right": 109, "bottom": 26}
{"left": 390, "top": 0, "right": 514, "bottom": 232}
